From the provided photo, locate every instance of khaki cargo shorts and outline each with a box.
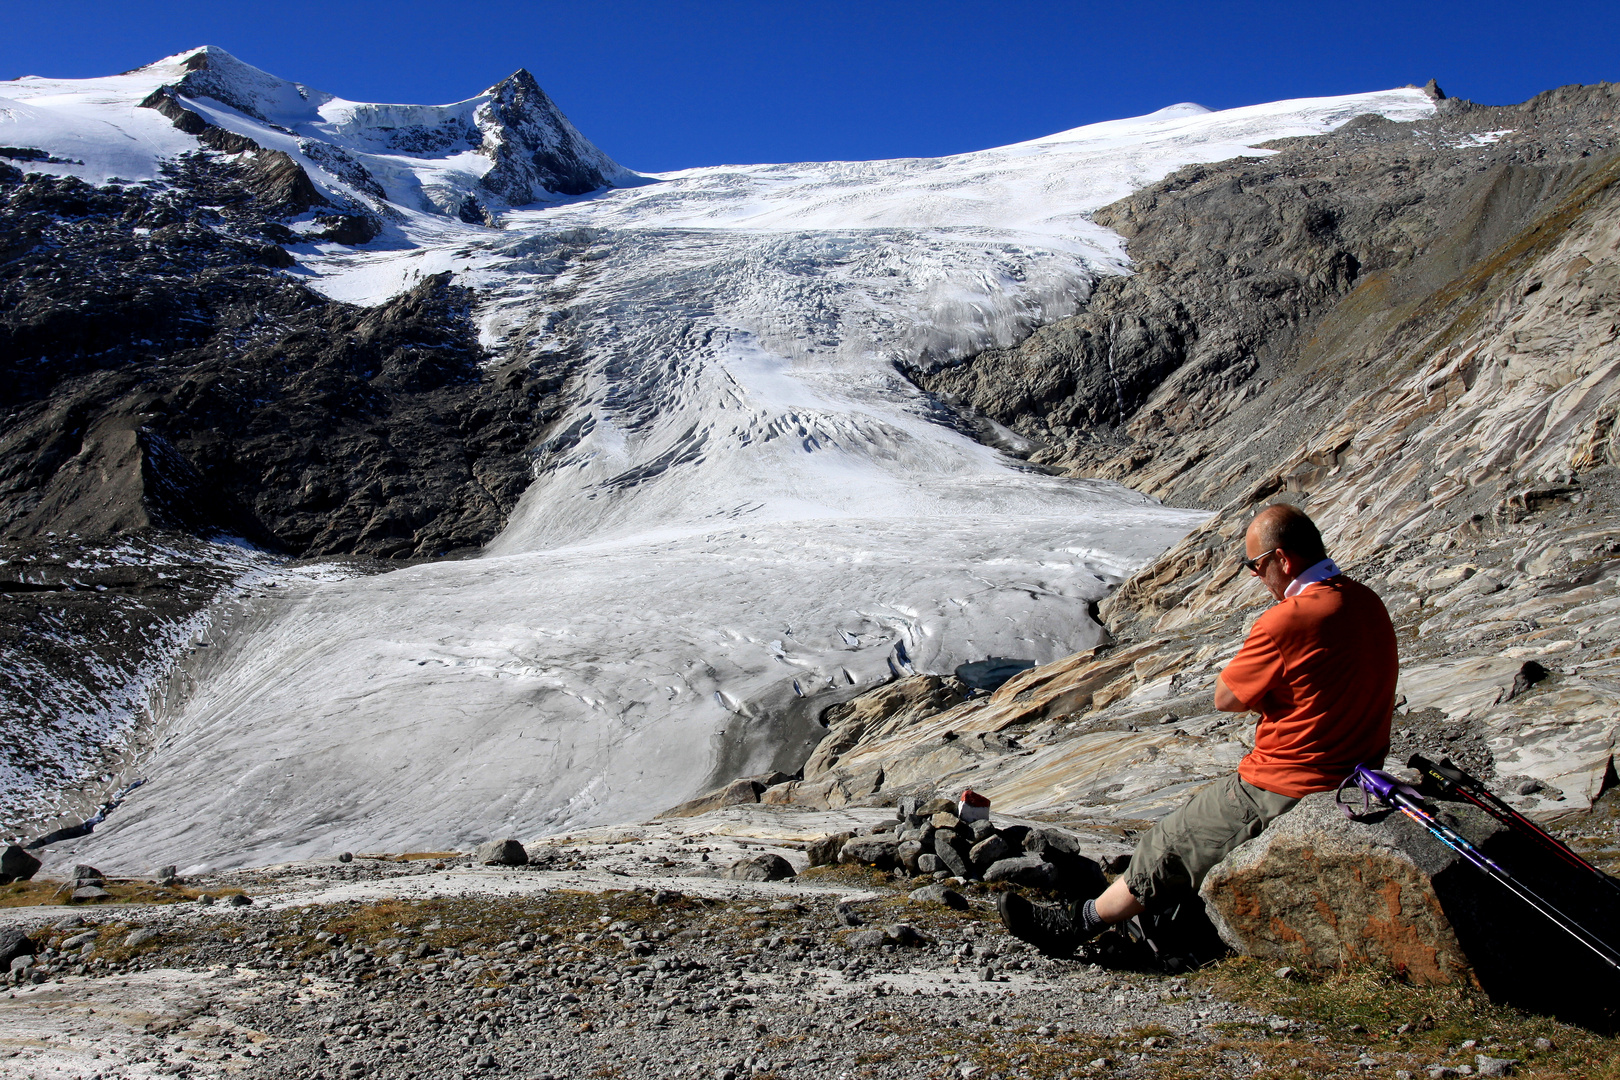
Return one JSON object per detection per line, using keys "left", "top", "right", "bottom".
{"left": 1124, "top": 773, "right": 1298, "bottom": 911}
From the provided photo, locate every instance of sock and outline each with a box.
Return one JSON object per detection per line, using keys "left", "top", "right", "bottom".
{"left": 1078, "top": 898, "right": 1109, "bottom": 935}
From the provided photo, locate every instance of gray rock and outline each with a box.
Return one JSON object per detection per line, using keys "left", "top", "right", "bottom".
{"left": 338, "top": 851, "right": 353, "bottom": 863}
{"left": 982, "top": 855, "right": 1059, "bottom": 888}
{"left": 124, "top": 928, "right": 158, "bottom": 948}
{"left": 724, "top": 854, "right": 795, "bottom": 882}
{"left": 1023, "top": 827, "right": 1109, "bottom": 896}
{"left": 157, "top": 864, "right": 177, "bottom": 879}
{"left": 997, "top": 824, "right": 1031, "bottom": 852}
{"left": 844, "top": 929, "right": 886, "bottom": 949}
{"left": 0, "top": 928, "right": 35, "bottom": 969}
{"left": 907, "top": 884, "right": 969, "bottom": 910}
{"left": 1202, "top": 792, "right": 1488, "bottom": 983}
{"left": 934, "top": 833, "right": 970, "bottom": 878}
{"left": 70, "top": 886, "right": 112, "bottom": 902}
{"left": 968, "top": 819, "right": 996, "bottom": 843}
{"left": 896, "top": 839, "right": 924, "bottom": 871}
{"left": 806, "top": 832, "right": 851, "bottom": 868}
{"left": 62, "top": 931, "right": 97, "bottom": 950}
{"left": 474, "top": 839, "right": 528, "bottom": 866}
{"left": 916, "top": 853, "right": 941, "bottom": 874}
{"left": 227, "top": 892, "right": 253, "bottom": 907}
{"left": 1476, "top": 1056, "right": 1518, "bottom": 1078}
{"left": 835, "top": 902, "right": 866, "bottom": 927}
{"left": 968, "top": 834, "right": 1011, "bottom": 870}
{"left": 931, "top": 811, "right": 963, "bottom": 831}
{"left": 73, "top": 864, "right": 105, "bottom": 881}
{"left": 882, "top": 923, "right": 928, "bottom": 947}
{"left": 839, "top": 835, "right": 899, "bottom": 869}
{"left": 0, "top": 845, "right": 41, "bottom": 884}
{"left": 9, "top": 955, "right": 33, "bottom": 974}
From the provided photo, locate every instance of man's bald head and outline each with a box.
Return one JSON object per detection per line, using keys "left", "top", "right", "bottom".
{"left": 1247, "top": 504, "right": 1327, "bottom": 563}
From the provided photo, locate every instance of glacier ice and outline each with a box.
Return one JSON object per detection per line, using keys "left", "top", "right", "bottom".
{"left": 6, "top": 53, "right": 1434, "bottom": 870}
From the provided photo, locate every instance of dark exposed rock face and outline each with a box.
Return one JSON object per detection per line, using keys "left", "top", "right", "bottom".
{"left": 0, "top": 158, "right": 570, "bottom": 559}
{"left": 477, "top": 69, "right": 623, "bottom": 203}
{"left": 912, "top": 84, "right": 1620, "bottom": 511}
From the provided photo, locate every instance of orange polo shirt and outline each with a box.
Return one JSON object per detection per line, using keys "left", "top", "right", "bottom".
{"left": 1220, "top": 576, "right": 1398, "bottom": 798}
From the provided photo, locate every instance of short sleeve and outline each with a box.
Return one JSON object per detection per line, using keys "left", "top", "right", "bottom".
{"left": 1220, "top": 619, "right": 1285, "bottom": 710}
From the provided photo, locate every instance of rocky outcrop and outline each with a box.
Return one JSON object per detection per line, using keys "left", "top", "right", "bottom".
{"left": 475, "top": 69, "right": 628, "bottom": 203}
{"left": 1201, "top": 791, "right": 1620, "bottom": 1024}
{"left": 1201, "top": 792, "right": 1488, "bottom": 984}
{"left": 0, "top": 156, "right": 573, "bottom": 557}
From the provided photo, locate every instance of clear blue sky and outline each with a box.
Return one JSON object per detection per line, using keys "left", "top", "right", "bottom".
{"left": 5, "top": 1, "right": 1617, "bottom": 172}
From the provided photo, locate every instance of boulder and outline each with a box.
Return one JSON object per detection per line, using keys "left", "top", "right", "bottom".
{"left": 124, "top": 928, "right": 158, "bottom": 948}
{"left": 983, "top": 855, "right": 1060, "bottom": 889}
{"left": 70, "top": 886, "right": 112, "bottom": 903}
{"left": 725, "top": 854, "right": 796, "bottom": 882}
{"left": 1201, "top": 791, "right": 1620, "bottom": 1022}
{"left": 839, "top": 836, "right": 900, "bottom": 870}
{"left": 934, "top": 832, "right": 970, "bottom": 878}
{"left": 916, "top": 853, "right": 941, "bottom": 874}
{"left": 661, "top": 777, "right": 764, "bottom": 817}
{"left": 474, "top": 839, "right": 528, "bottom": 866}
{"left": 896, "top": 839, "right": 924, "bottom": 872}
{"left": 0, "top": 846, "right": 41, "bottom": 884}
{"left": 0, "top": 929, "right": 34, "bottom": 969}
{"left": 908, "top": 884, "right": 969, "bottom": 910}
{"left": 73, "top": 864, "right": 105, "bottom": 881}
{"left": 807, "top": 832, "right": 852, "bottom": 868}
{"left": 1023, "top": 827, "right": 1109, "bottom": 898}
{"left": 968, "top": 834, "right": 1011, "bottom": 871}
{"left": 882, "top": 923, "right": 929, "bottom": 947}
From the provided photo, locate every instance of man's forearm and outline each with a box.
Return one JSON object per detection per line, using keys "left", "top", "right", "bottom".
{"left": 1214, "top": 674, "right": 1244, "bottom": 712}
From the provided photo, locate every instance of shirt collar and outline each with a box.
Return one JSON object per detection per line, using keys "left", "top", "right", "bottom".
{"left": 1283, "top": 557, "right": 1341, "bottom": 599}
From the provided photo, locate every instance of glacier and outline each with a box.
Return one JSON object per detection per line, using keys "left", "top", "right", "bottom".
{"left": 3, "top": 49, "right": 1435, "bottom": 871}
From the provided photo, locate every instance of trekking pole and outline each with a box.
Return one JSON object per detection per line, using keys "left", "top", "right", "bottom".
{"left": 1408, "top": 753, "right": 1620, "bottom": 899}
{"left": 1338, "top": 765, "right": 1620, "bottom": 972}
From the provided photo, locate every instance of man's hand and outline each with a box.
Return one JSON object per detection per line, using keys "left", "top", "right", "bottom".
{"left": 1214, "top": 674, "right": 1245, "bottom": 713}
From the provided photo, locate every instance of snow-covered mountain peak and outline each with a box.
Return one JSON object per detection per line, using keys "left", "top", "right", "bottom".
{"left": 1, "top": 47, "right": 635, "bottom": 228}
{"left": 138, "top": 45, "right": 332, "bottom": 125}
{"left": 1145, "top": 102, "right": 1213, "bottom": 118}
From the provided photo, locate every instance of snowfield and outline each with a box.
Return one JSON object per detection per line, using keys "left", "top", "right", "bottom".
{"left": 4, "top": 50, "right": 1435, "bottom": 870}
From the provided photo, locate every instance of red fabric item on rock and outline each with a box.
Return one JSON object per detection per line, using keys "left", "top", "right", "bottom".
{"left": 1220, "top": 576, "right": 1398, "bottom": 798}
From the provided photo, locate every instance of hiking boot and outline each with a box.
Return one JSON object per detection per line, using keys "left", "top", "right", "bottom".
{"left": 996, "top": 891, "right": 1094, "bottom": 957}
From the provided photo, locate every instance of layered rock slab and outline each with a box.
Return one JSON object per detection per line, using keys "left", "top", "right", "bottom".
{"left": 1201, "top": 791, "right": 1620, "bottom": 1025}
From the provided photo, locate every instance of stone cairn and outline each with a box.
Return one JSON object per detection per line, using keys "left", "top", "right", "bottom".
{"left": 810, "top": 791, "right": 1107, "bottom": 899}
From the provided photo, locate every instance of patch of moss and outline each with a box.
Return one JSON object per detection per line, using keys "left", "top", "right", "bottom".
{"left": 1205, "top": 956, "right": 1620, "bottom": 1079}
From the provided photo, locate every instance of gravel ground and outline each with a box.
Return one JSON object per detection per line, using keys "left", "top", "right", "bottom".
{"left": 4, "top": 805, "right": 1614, "bottom": 1080}
{"left": 0, "top": 832, "right": 1292, "bottom": 1080}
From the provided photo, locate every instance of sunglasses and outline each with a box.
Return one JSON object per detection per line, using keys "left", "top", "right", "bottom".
{"left": 1240, "top": 548, "right": 1281, "bottom": 575}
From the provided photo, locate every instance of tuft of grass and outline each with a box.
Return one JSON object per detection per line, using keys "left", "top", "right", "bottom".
{"left": 0, "top": 878, "right": 242, "bottom": 908}
{"left": 1204, "top": 956, "right": 1620, "bottom": 1080}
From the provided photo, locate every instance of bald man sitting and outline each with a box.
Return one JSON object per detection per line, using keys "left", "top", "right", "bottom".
{"left": 999, "top": 504, "right": 1399, "bottom": 955}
